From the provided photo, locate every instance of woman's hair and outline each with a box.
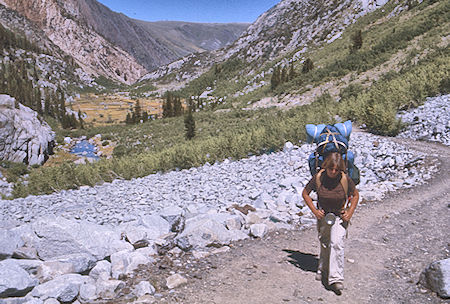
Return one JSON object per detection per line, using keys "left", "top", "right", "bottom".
{"left": 322, "top": 152, "right": 346, "bottom": 172}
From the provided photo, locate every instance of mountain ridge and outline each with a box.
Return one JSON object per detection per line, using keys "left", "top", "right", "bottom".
{"left": 140, "top": 0, "right": 390, "bottom": 92}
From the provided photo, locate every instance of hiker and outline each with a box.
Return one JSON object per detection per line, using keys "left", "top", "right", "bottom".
{"left": 302, "top": 152, "right": 359, "bottom": 293}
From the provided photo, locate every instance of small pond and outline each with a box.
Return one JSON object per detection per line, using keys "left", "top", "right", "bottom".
{"left": 70, "top": 140, "right": 100, "bottom": 159}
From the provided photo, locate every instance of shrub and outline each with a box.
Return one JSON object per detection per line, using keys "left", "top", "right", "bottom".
{"left": 339, "top": 83, "right": 364, "bottom": 100}
{"left": 5, "top": 162, "right": 29, "bottom": 183}
{"left": 113, "top": 145, "right": 128, "bottom": 158}
{"left": 439, "top": 77, "right": 450, "bottom": 94}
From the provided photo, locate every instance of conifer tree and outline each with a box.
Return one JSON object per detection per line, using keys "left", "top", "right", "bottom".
{"left": 271, "top": 67, "right": 281, "bottom": 91}
{"left": 302, "top": 58, "right": 314, "bottom": 74}
{"left": 142, "top": 111, "right": 148, "bottom": 123}
{"left": 70, "top": 113, "right": 78, "bottom": 128}
{"left": 125, "top": 112, "right": 132, "bottom": 124}
{"left": 184, "top": 102, "right": 195, "bottom": 140}
{"left": 173, "top": 96, "right": 183, "bottom": 116}
{"left": 289, "top": 63, "right": 296, "bottom": 81}
{"left": 133, "top": 100, "right": 142, "bottom": 122}
{"left": 78, "top": 109, "right": 84, "bottom": 129}
{"left": 163, "top": 92, "right": 174, "bottom": 118}
{"left": 35, "top": 88, "right": 43, "bottom": 115}
{"left": 351, "top": 30, "right": 363, "bottom": 53}
{"left": 281, "top": 66, "right": 287, "bottom": 83}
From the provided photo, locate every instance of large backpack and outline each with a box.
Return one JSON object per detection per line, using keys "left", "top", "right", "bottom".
{"left": 306, "top": 120, "right": 360, "bottom": 185}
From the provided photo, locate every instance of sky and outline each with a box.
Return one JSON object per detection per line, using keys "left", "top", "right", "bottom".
{"left": 96, "top": 0, "right": 280, "bottom": 23}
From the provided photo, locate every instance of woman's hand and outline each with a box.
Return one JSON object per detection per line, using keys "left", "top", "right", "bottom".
{"left": 313, "top": 208, "right": 325, "bottom": 220}
{"left": 302, "top": 187, "right": 324, "bottom": 220}
{"left": 341, "top": 209, "right": 353, "bottom": 222}
{"left": 342, "top": 189, "right": 359, "bottom": 222}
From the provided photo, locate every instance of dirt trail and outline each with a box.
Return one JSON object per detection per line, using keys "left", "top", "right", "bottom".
{"left": 162, "top": 139, "right": 450, "bottom": 304}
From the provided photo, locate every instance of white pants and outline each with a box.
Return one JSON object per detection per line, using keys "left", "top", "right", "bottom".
{"left": 317, "top": 216, "right": 348, "bottom": 284}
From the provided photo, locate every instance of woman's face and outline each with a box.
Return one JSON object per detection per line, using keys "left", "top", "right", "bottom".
{"left": 325, "top": 166, "right": 340, "bottom": 179}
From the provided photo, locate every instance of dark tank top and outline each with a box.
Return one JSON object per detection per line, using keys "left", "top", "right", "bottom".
{"left": 305, "top": 172, "right": 355, "bottom": 213}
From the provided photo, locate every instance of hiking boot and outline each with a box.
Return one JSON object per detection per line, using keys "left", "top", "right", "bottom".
{"left": 332, "top": 282, "right": 344, "bottom": 291}
{"left": 315, "top": 272, "right": 322, "bottom": 281}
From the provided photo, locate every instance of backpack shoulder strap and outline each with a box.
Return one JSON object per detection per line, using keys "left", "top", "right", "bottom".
{"left": 316, "top": 169, "right": 325, "bottom": 191}
{"left": 340, "top": 173, "right": 348, "bottom": 203}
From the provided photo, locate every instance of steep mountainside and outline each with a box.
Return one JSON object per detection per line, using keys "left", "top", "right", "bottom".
{"left": 0, "top": 0, "right": 249, "bottom": 83}
{"left": 0, "top": 4, "right": 94, "bottom": 93}
{"left": 0, "top": 0, "right": 147, "bottom": 84}
{"left": 141, "top": 0, "right": 389, "bottom": 88}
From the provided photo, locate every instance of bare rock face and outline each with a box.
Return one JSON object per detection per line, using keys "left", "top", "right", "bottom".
{"left": 0, "top": 0, "right": 248, "bottom": 83}
{"left": 0, "top": 0, "right": 147, "bottom": 84}
{"left": 0, "top": 94, "right": 54, "bottom": 166}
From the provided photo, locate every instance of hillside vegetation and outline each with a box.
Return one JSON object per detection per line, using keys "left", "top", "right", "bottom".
{"left": 10, "top": 0, "right": 450, "bottom": 198}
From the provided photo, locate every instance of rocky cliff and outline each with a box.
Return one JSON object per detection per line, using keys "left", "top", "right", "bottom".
{"left": 0, "top": 95, "right": 55, "bottom": 166}
{"left": 0, "top": 0, "right": 147, "bottom": 84}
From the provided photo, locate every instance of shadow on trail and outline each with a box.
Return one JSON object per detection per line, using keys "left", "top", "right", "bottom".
{"left": 283, "top": 250, "right": 342, "bottom": 295}
{"left": 283, "top": 249, "right": 318, "bottom": 272}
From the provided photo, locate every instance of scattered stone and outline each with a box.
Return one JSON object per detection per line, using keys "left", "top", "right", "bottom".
{"left": 30, "top": 274, "right": 87, "bottom": 302}
{"left": 89, "top": 260, "right": 111, "bottom": 281}
{"left": 250, "top": 224, "right": 269, "bottom": 238}
{"left": 397, "top": 94, "right": 450, "bottom": 146}
{"left": 133, "top": 281, "right": 155, "bottom": 297}
{"left": 419, "top": 258, "right": 450, "bottom": 298}
{"left": 166, "top": 274, "right": 187, "bottom": 289}
{"left": 0, "top": 259, "right": 38, "bottom": 298}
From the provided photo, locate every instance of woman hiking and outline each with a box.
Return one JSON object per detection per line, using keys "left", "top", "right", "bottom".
{"left": 302, "top": 152, "right": 359, "bottom": 294}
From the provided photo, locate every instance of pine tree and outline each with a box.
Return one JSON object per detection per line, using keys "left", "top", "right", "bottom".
{"left": 174, "top": 96, "right": 183, "bottom": 117}
{"left": 78, "top": 109, "right": 84, "bottom": 129}
{"left": 70, "top": 113, "right": 78, "bottom": 128}
{"left": 142, "top": 111, "right": 148, "bottom": 123}
{"left": 57, "top": 87, "right": 66, "bottom": 120}
{"left": 281, "top": 66, "right": 287, "bottom": 84}
{"left": 302, "top": 58, "right": 314, "bottom": 74}
{"left": 288, "top": 63, "right": 296, "bottom": 81}
{"left": 125, "top": 112, "right": 132, "bottom": 124}
{"left": 35, "top": 88, "right": 43, "bottom": 115}
{"left": 163, "top": 92, "right": 174, "bottom": 118}
{"left": 133, "top": 100, "right": 142, "bottom": 122}
{"left": 184, "top": 103, "right": 195, "bottom": 140}
{"left": 351, "top": 30, "right": 363, "bottom": 53}
{"left": 271, "top": 67, "right": 281, "bottom": 91}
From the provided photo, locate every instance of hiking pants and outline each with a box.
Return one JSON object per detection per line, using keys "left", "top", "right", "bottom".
{"left": 317, "top": 216, "right": 348, "bottom": 285}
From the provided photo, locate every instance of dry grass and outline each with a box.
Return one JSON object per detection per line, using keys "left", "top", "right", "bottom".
{"left": 43, "top": 150, "right": 79, "bottom": 167}
{"left": 71, "top": 93, "right": 165, "bottom": 127}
